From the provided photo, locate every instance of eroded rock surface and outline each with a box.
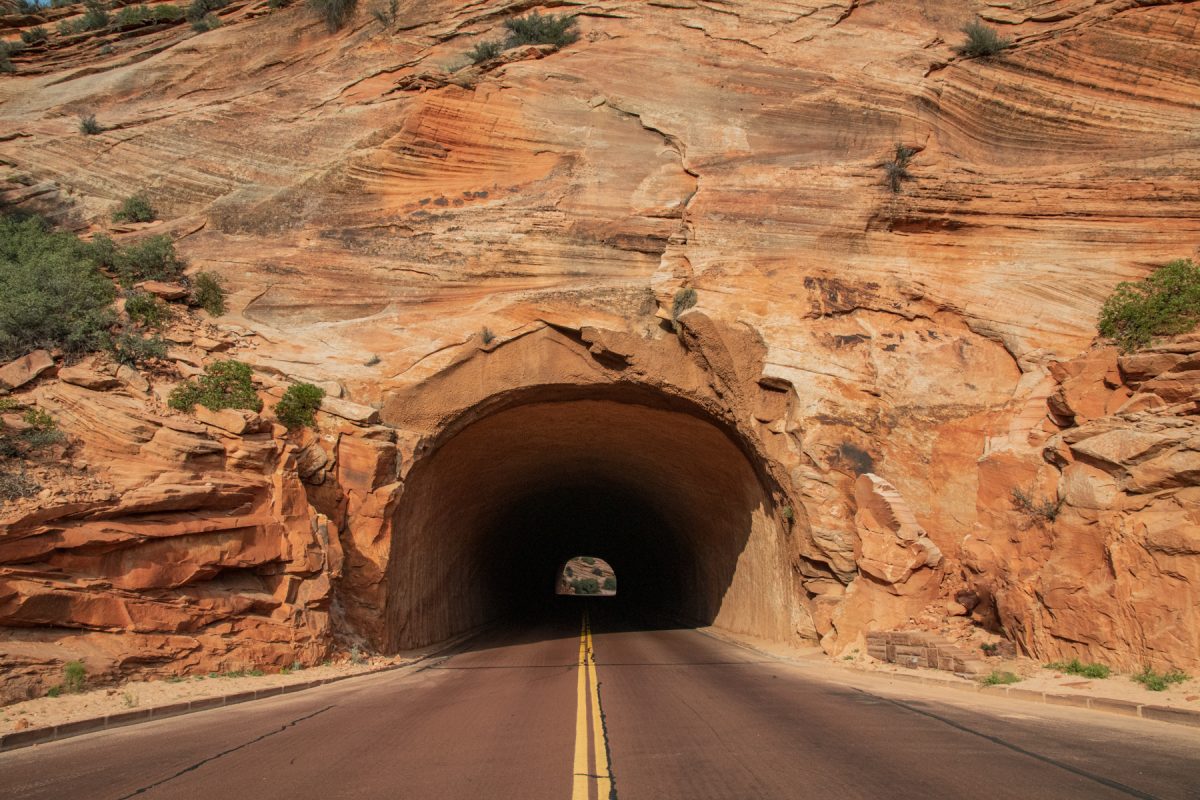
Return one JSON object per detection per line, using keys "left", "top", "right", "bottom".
{"left": 2, "top": 0, "right": 1199, "bottom": 697}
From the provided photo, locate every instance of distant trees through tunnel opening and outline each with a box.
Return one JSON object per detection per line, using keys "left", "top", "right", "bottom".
{"left": 557, "top": 556, "right": 617, "bottom": 596}
{"left": 382, "top": 386, "right": 797, "bottom": 652}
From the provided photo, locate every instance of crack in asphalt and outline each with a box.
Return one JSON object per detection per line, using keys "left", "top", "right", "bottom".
{"left": 114, "top": 705, "right": 335, "bottom": 799}
{"left": 861, "top": 690, "right": 1162, "bottom": 800}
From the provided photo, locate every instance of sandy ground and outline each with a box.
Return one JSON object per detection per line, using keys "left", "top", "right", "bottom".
{"left": 697, "top": 626, "right": 1200, "bottom": 712}
{"left": 0, "top": 655, "right": 418, "bottom": 735}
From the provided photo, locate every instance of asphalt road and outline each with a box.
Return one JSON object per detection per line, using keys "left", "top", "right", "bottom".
{"left": 2, "top": 603, "right": 1198, "bottom": 800}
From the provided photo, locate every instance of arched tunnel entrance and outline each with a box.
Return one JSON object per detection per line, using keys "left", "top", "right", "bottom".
{"left": 384, "top": 385, "right": 797, "bottom": 651}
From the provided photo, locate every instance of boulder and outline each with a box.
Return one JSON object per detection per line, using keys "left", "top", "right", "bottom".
{"left": 135, "top": 281, "right": 189, "bottom": 301}
{"left": 194, "top": 405, "right": 263, "bottom": 435}
{"left": 0, "top": 350, "right": 54, "bottom": 391}
{"left": 319, "top": 396, "right": 380, "bottom": 424}
{"left": 59, "top": 362, "right": 120, "bottom": 391}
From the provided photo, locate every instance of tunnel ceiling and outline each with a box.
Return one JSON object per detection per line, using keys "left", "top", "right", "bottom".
{"left": 384, "top": 390, "right": 797, "bottom": 651}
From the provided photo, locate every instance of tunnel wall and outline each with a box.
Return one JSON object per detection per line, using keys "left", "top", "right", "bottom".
{"left": 375, "top": 322, "right": 811, "bottom": 652}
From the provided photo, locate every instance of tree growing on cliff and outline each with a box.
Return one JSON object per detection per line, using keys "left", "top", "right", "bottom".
{"left": 1098, "top": 258, "right": 1200, "bottom": 352}
{"left": 189, "top": 271, "right": 227, "bottom": 316}
{"left": 274, "top": 382, "right": 325, "bottom": 429}
{"left": 112, "top": 194, "right": 155, "bottom": 223}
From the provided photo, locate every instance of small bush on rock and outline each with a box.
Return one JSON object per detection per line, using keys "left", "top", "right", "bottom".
{"left": 274, "top": 382, "right": 324, "bottom": 429}
{"left": 169, "top": 359, "right": 262, "bottom": 413}
{"left": 1011, "top": 486, "right": 1061, "bottom": 523}
{"left": 124, "top": 291, "right": 170, "bottom": 328}
{"left": 883, "top": 143, "right": 917, "bottom": 193}
{"left": 308, "top": 0, "right": 356, "bottom": 31}
{"left": 20, "top": 26, "right": 50, "bottom": 45}
{"left": 468, "top": 40, "right": 503, "bottom": 64}
{"left": 112, "top": 193, "right": 155, "bottom": 223}
{"left": 369, "top": 0, "right": 395, "bottom": 28}
{"left": 571, "top": 578, "right": 600, "bottom": 595}
{"left": 956, "top": 20, "right": 1011, "bottom": 58}
{"left": 185, "top": 0, "right": 226, "bottom": 22}
{"left": 190, "top": 271, "right": 226, "bottom": 316}
{"left": 80, "top": 0, "right": 110, "bottom": 30}
{"left": 0, "top": 466, "right": 38, "bottom": 502}
{"left": 113, "top": 234, "right": 185, "bottom": 285}
{"left": 672, "top": 287, "right": 697, "bottom": 321}
{"left": 503, "top": 11, "right": 578, "bottom": 48}
{"left": 79, "top": 114, "right": 103, "bottom": 135}
{"left": 1098, "top": 258, "right": 1200, "bottom": 352}
{"left": 109, "top": 329, "right": 167, "bottom": 365}
{"left": 153, "top": 4, "right": 185, "bottom": 22}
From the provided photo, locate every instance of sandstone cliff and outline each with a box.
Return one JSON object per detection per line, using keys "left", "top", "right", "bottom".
{"left": 1, "top": 0, "right": 1198, "bottom": 699}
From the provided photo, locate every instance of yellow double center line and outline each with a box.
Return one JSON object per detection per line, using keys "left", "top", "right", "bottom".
{"left": 572, "top": 607, "right": 612, "bottom": 800}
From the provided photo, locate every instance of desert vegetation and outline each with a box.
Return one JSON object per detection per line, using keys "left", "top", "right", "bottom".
{"left": 0, "top": 215, "right": 116, "bottom": 361}
{"left": 1045, "top": 659, "right": 1110, "bottom": 679}
{"left": 190, "top": 271, "right": 227, "bottom": 316}
{"left": 468, "top": 11, "right": 578, "bottom": 63}
{"left": 1010, "top": 486, "right": 1061, "bottom": 524}
{"left": 274, "top": 382, "right": 325, "bottom": 429}
{"left": 309, "top": 0, "right": 356, "bottom": 31}
{"left": 955, "top": 20, "right": 1011, "bottom": 58}
{"left": 112, "top": 193, "right": 155, "bottom": 223}
{"left": 1132, "top": 667, "right": 1190, "bottom": 692}
{"left": 882, "top": 144, "right": 917, "bottom": 193}
{"left": 169, "top": 359, "right": 263, "bottom": 413}
{"left": 1098, "top": 258, "right": 1200, "bottom": 352}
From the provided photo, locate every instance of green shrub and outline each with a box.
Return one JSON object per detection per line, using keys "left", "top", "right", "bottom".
{"left": 480, "top": 326, "right": 495, "bottom": 344}
{"left": 981, "top": 670, "right": 1021, "bottom": 686}
{"left": 308, "top": 0, "right": 356, "bottom": 31}
{"left": 1098, "top": 259, "right": 1200, "bottom": 352}
{"left": 46, "top": 685, "right": 62, "bottom": 697}
{"left": 112, "top": 193, "right": 155, "bottom": 223}
{"left": 369, "top": 0, "right": 395, "bottom": 28}
{"left": 20, "top": 26, "right": 50, "bottom": 45}
{"left": 672, "top": 287, "right": 697, "bottom": 320}
{"left": 0, "top": 466, "right": 38, "bottom": 501}
{"left": 268, "top": 0, "right": 292, "bottom": 8}
{"left": 503, "top": 11, "right": 578, "bottom": 48}
{"left": 63, "top": 660, "right": 87, "bottom": 693}
{"left": 468, "top": 40, "right": 503, "bottom": 64}
{"left": 0, "top": 43, "right": 14, "bottom": 74}
{"left": 571, "top": 578, "right": 600, "bottom": 595}
{"left": 580, "top": 556, "right": 596, "bottom": 565}
{"left": 184, "top": 0, "right": 226, "bottom": 22}
{"left": 80, "top": 0, "right": 109, "bottom": 30}
{"left": 190, "top": 271, "right": 226, "bottom": 316}
{"left": 190, "top": 11, "right": 219, "bottom": 30}
{"left": 113, "top": 234, "right": 185, "bottom": 285}
{"left": 109, "top": 330, "right": 167, "bottom": 366}
{"left": 883, "top": 143, "right": 916, "bottom": 193}
{"left": 1045, "top": 658, "right": 1110, "bottom": 679}
{"left": 602, "top": 577, "right": 617, "bottom": 591}
{"left": 124, "top": 291, "right": 170, "bottom": 328}
{"left": 1011, "top": 486, "right": 1061, "bottom": 523}
{"left": 169, "top": 359, "right": 262, "bottom": 413}
{"left": 113, "top": 3, "right": 152, "bottom": 26}
{"left": 152, "top": 4, "right": 184, "bottom": 22}
{"left": 274, "top": 382, "right": 324, "bottom": 429}
{"left": 1132, "top": 667, "right": 1189, "bottom": 692}
{"left": 79, "top": 114, "right": 103, "bottom": 135}
{"left": 956, "top": 20, "right": 1011, "bottom": 58}
{"left": 0, "top": 215, "right": 117, "bottom": 361}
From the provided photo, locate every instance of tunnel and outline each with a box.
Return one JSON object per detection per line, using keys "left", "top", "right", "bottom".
{"left": 383, "top": 384, "right": 796, "bottom": 651}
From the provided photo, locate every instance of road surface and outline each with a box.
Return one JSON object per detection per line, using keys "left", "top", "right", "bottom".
{"left": 2, "top": 604, "right": 1197, "bottom": 799}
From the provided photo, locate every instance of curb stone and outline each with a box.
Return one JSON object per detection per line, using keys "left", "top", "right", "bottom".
{"left": 0, "top": 622, "right": 490, "bottom": 754}
{"left": 691, "top": 626, "right": 1200, "bottom": 730}
{"left": 0, "top": 662, "right": 414, "bottom": 753}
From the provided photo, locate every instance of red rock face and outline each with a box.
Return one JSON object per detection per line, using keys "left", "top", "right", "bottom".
{"left": 1, "top": 0, "right": 1199, "bottom": 697}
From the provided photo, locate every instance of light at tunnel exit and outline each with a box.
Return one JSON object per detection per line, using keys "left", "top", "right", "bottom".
{"left": 557, "top": 556, "right": 617, "bottom": 596}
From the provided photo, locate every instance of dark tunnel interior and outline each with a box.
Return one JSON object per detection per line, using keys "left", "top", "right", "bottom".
{"left": 383, "top": 392, "right": 795, "bottom": 651}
